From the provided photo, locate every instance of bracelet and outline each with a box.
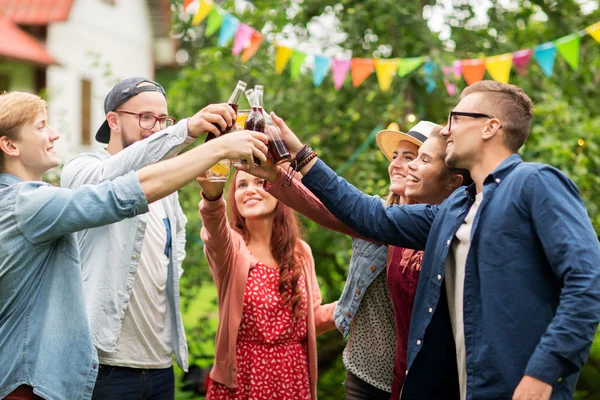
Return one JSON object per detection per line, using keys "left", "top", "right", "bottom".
{"left": 290, "top": 145, "right": 311, "bottom": 172}
{"left": 296, "top": 151, "right": 317, "bottom": 171}
{"left": 201, "top": 191, "right": 223, "bottom": 202}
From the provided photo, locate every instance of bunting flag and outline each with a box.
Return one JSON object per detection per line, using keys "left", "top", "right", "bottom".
{"left": 424, "top": 61, "right": 436, "bottom": 93}
{"left": 555, "top": 34, "right": 580, "bottom": 71}
{"left": 232, "top": 24, "right": 253, "bottom": 56}
{"left": 451, "top": 60, "right": 462, "bottom": 78}
{"left": 587, "top": 22, "right": 600, "bottom": 43}
{"left": 240, "top": 31, "right": 263, "bottom": 62}
{"left": 512, "top": 49, "right": 532, "bottom": 75}
{"left": 274, "top": 45, "right": 294, "bottom": 74}
{"left": 443, "top": 79, "right": 457, "bottom": 96}
{"left": 351, "top": 58, "right": 375, "bottom": 88}
{"left": 485, "top": 53, "right": 513, "bottom": 83}
{"left": 332, "top": 58, "right": 352, "bottom": 90}
{"left": 192, "top": 0, "right": 213, "bottom": 25}
{"left": 313, "top": 55, "right": 332, "bottom": 87}
{"left": 290, "top": 50, "right": 307, "bottom": 80}
{"left": 397, "top": 57, "right": 425, "bottom": 77}
{"left": 461, "top": 59, "right": 486, "bottom": 85}
{"left": 205, "top": 9, "right": 223, "bottom": 37}
{"left": 533, "top": 42, "right": 557, "bottom": 77}
{"left": 184, "top": 0, "right": 196, "bottom": 13}
{"left": 375, "top": 58, "right": 399, "bottom": 92}
{"left": 217, "top": 14, "right": 239, "bottom": 47}
{"left": 442, "top": 64, "right": 459, "bottom": 96}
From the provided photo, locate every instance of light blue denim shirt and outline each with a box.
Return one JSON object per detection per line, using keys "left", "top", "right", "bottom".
{"left": 0, "top": 171, "right": 148, "bottom": 400}
{"left": 334, "top": 238, "right": 388, "bottom": 336}
{"left": 60, "top": 120, "right": 192, "bottom": 371}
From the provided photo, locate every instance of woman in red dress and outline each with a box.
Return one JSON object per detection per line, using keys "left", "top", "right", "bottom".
{"left": 197, "top": 169, "right": 336, "bottom": 400}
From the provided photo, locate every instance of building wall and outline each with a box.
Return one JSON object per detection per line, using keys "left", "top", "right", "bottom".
{"left": 46, "top": 0, "right": 155, "bottom": 162}
{"left": 0, "top": 61, "right": 36, "bottom": 92}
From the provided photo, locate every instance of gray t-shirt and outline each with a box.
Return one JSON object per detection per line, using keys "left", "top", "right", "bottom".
{"left": 445, "top": 192, "right": 483, "bottom": 400}
{"left": 99, "top": 201, "right": 173, "bottom": 368}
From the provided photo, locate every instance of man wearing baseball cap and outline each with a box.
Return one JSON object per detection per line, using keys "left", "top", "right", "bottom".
{"left": 60, "top": 77, "right": 236, "bottom": 399}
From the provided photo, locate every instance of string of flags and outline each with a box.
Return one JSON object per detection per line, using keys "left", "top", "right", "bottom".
{"left": 183, "top": 0, "right": 600, "bottom": 95}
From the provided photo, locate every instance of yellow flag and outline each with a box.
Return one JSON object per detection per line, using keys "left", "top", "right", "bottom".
{"left": 586, "top": 22, "right": 600, "bottom": 43}
{"left": 375, "top": 59, "right": 399, "bottom": 92}
{"left": 192, "top": 0, "right": 213, "bottom": 25}
{"left": 275, "top": 45, "right": 294, "bottom": 74}
{"left": 485, "top": 53, "right": 513, "bottom": 83}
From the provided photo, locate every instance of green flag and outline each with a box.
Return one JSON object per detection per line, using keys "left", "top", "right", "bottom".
{"left": 290, "top": 50, "right": 307, "bottom": 80}
{"left": 397, "top": 57, "right": 425, "bottom": 77}
{"left": 555, "top": 33, "right": 580, "bottom": 71}
{"left": 205, "top": 9, "right": 223, "bottom": 37}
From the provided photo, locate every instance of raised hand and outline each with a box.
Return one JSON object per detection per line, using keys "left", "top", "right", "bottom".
{"left": 270, "top": 112, "right": 304, "bottom": 157}
{"left": 214, "top": 130, "right": 269, "bottom": 168}
{"left": 196, "top": 173, "right": 225, "bottom": 200}
{"left": 187, "top": 103, "right": 237, "bottom": 138}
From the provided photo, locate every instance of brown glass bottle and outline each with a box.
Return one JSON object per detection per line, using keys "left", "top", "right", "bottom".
{"left": 205, "top": 80, "right": 247, "bottom": 142}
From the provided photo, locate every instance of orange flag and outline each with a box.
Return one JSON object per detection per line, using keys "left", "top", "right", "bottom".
{"left": 241, "top": 31, "right": 263, "bottom": 62}
{"left": 351, "top": 58, "right": 375, "bottom": 88}
{"left": 461, "top": 59, "right": 486, "bottom": 86}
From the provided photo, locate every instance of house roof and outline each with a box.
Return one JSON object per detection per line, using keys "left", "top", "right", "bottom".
{"left": 0, "top": 0, "right": 74, "bottom": 25}
{"left": 0, "top": 18, "right": 55, "bottom": 65}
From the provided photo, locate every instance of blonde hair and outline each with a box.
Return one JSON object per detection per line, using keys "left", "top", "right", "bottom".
{"left": 0, "top": 92, "right": 47, "bottom": 171}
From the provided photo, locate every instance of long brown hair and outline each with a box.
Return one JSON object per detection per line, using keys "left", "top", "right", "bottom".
{"left": 228, "top": 170, "right": 306, "bottom": 318}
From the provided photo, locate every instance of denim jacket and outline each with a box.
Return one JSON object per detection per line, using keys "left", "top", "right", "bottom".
{"left": 334, "top": 238, "right": 388, "bottom": 336}
{"left": 60, "top": 120, "right": 192, "bottom": 371}
{"left": 0, "top": 172, "right": 147, "bottom": 400}
{"left": 303, "top": 157, "right": 600, "bottom": 400}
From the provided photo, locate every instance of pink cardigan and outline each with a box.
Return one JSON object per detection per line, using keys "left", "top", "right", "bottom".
{"left": 198, "top": 197, "right": 337, "bottom": 400}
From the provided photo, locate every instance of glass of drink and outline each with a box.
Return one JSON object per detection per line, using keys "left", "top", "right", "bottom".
{"left": 235, "top": 109, "right": 250, "bottom": 130}
{"left": 207, "top": 159, "right": 231, "bottom": 182}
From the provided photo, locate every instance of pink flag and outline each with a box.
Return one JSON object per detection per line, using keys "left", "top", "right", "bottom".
{"left": 444, "top": 79, "right": 457, "bottom": 96}
{"left": 232, "top": 24, "right": 254, "bottom": 56}
{"left": 332, "top": 58, "right": 352, "bottom": 90}
{"left": 451, "top": 60, "right": 462, "bottom": 78}
{"left": 512, "top": 49, "right": 532, "bottom": 75}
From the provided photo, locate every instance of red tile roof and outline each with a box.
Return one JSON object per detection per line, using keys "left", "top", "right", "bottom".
{"left": 0, "top": 18, "right": 55, "bottom": 65}
{"left": 0, "top": 0, "right": 74, "bottom": 25}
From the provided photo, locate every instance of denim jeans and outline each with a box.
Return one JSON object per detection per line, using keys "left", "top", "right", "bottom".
{"left": 92, "top": 365, "right": 174, "bottom": 400}
{"left": 343, "top": 371, "right": 391, "bottom": 400}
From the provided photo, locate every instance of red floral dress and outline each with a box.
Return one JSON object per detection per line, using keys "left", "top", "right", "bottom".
{"left": 207, "top": 262, "right": 311, "bottom": 399}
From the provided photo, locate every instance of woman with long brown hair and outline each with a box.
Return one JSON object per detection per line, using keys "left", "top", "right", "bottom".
{"left": 197, "top": 169, "right": 335, "bottom": 400}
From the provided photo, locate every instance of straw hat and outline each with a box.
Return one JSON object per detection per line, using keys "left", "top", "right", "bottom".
{"left": 376, "top": 121, "right": 441, "bottom": 162}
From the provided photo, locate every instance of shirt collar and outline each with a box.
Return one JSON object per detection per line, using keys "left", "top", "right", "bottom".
{"left": 463, "top": 153, "right": 522, "bottom": 200}
{"left": 0, "top": 173, "right": 24, "bottom": 186}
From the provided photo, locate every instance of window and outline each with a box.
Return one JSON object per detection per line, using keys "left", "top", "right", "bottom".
{"left": 81, "top": 79, "right": 92, "bottom": 145}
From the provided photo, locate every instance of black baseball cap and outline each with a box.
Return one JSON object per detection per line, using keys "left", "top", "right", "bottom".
{"left": 95, "top": 77, "right": 167, "bottom": 144}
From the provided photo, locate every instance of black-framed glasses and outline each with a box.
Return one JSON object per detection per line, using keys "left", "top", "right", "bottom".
{"left": 447, "top": 111, "right": 500, "bottom": 132}
{"left": 116, "top": 110, "right": 176, "bottom": 130}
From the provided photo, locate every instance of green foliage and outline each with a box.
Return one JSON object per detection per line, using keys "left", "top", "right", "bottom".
{"left": 162, "top": 0, "right": 600, "bottom": 398}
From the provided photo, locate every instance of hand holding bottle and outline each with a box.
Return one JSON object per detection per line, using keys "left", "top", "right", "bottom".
{"left": 269, "top": 112, "right": 304, "bottom": 158}
{"left": 187, "top": 103, "right": 236, "bottom": 138}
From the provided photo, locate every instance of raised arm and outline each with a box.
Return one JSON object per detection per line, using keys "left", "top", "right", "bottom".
{"left": 522, "top": 167, "right": 600, "bottom": 386}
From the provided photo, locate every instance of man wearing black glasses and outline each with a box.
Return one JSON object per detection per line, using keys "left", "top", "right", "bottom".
{"left": 60, "top": 77, "right": 236, "bottom": 399}
{"left": 270, "top": 80, "right": 600, "bottom": 400}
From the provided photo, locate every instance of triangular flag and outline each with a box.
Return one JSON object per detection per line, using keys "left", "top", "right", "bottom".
{"left": 451, "top": 60, "right": 463, "bottom": 78}
{"left": 485, "top": 53, "right": 513, "bottom": 83}
{"left": 192, "top": 0, "right": 213, "bottom": 25}
{"left": 461, "top": 59, "right": 486, "bottom": 85}
{"left": 289, "top": 51, "right": 307, "bottom": 80}
{"left": 232, "top": 24, "right": 254, "bottom": 56}
{"left": 313, "top": 55, "right": 332, "bottom": 87}
{"left": 586, "top": 22, "right": 600, "bottom": 43}
{"left": 375, "top": 58, "right": 399, "bottom": 92}
{"left": 443, "top": 79, "right": 457, "bottom": 96}
{"left": 424, "top": 61, "right": 436, "bottom": 93}
{"left": 397, "top": 57, "right": 425, "bottom": 77}
{"left": 274, "top": 45, "right": 294, "bottom": 74}
{"left": 332, "top": 58, "right": 352, "bottom": 90}
{"left": 351, "top": 58, "right": 375, "bottom": 88}
{"left": 184, "top": 0, "right": 196, "bottom": 13}
{"left": 533, "top": 42, "right": 557, "bottom": 77}
{"left": 240, "top": 31, "right": 263, "bottom": 62}
{"left": 512, "top": 49, "right": 532, "bottom": 75}
{"left": 205, "top": 9, "right": 223, "bottom": 37}
{"left": 555, "top": 34, "right": 580, "bottom": 71}
{"left": 217, "top": 14, "right": 239, "bottom": 47}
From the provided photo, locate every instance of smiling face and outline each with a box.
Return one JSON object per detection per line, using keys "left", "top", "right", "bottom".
{"left": 405, "top": 136, "right": 457, "bottom": 205}
{"left": 234, "top": 171, "right": 279, "bottom": 220}
{"left": 388, "top": 141, "right": 420, "bottom": 197}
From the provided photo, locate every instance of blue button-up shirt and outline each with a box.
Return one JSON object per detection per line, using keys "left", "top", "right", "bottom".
{"left": 302, "top": 156, "right": 600, "bottom": 399}
{"left": 0, "top": 172, "right": 148, "bottom": 400}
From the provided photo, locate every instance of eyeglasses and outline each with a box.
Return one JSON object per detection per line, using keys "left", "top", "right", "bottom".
{"left": 447, "top": 111, "right": 500, "bottom": 132}
{"left": 115, "top": 110, "right": 176, "bottom": 130}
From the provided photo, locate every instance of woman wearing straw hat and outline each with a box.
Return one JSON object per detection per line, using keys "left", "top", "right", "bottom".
{"left": 245, "top": 118, "right": 469, "bottom": 399}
